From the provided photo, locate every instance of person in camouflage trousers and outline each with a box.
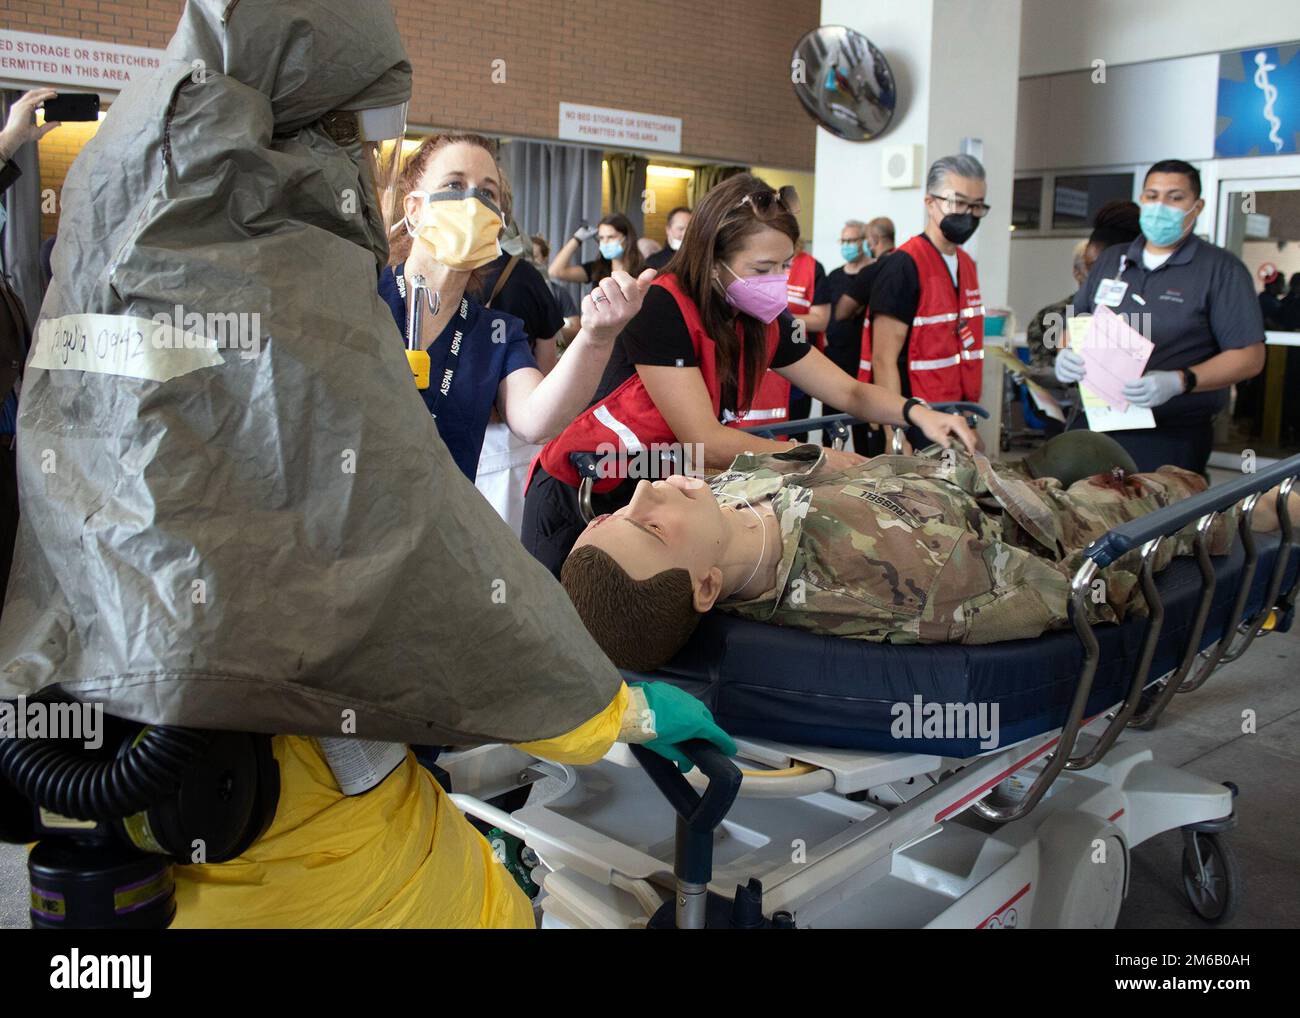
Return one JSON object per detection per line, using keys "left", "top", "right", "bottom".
{"left": 558, "top": 433, "right": 1230, "bottom": 672}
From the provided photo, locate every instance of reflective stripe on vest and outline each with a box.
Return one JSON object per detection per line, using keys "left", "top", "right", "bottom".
{"left": 910, "top": 354, "right": 961, "bottom": 371}
{"left": 913, "top": 306, "right": 985, "bottom": 327}
{"left": 912, "top": 311, "right": 959, "bottom": 327}
{"left": 592, "top": 405, "right": 643, "bottom": 453}
{"left": 731, "top": 406, "right": 788, "bottom": 422}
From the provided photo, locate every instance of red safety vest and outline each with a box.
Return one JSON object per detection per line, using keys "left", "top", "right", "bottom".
{"left": 856, "top": 314, "right": 873, "bottom": 383}
{"left": 532, "top": 273, "right": 782, "bottom": 492}
{"left": 894, "top": 234, "right": 984, "bottom": 401}
{"left": 785, "top": 250, "right": 825, "bottom": 351}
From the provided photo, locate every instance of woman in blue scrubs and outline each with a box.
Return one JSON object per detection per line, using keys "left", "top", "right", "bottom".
{"left": 381, "top": 133, "right": 653, "bottom": 480}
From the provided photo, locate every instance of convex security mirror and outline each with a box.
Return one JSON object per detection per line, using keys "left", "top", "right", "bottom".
{"left": 792, "top": 25, "right": 897, "bottom": 141}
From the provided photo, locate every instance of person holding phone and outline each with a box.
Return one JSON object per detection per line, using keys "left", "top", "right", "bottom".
{"left": 0, "top": 89, "right": 61, "bottom": 188}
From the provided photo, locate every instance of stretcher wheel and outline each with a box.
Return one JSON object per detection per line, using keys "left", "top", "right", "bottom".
{"left": 1181, "top": 830, "right": 1240, "bottom": 925}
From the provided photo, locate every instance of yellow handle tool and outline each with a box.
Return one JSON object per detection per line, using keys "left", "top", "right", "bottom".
{"left": 405, "top": 273, "right": 437, "bottom": 391}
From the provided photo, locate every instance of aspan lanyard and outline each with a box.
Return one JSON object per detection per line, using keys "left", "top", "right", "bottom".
{"left": 396, "top": 268, "right": 468, "bottom": 421}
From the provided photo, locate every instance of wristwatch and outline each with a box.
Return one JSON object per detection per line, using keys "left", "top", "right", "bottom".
{"left": 902, "top": 397, "right": 928, "bottom": 427}
{"left": 1180, "top": 367, "right": 1197, "bottom": 394}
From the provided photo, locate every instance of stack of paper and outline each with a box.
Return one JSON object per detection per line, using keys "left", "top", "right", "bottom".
{"left": 1070, "top": 308, "right": 1156, "bottom": 432}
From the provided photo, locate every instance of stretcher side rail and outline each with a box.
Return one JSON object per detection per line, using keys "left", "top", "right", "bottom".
{"left": 1076, "top": 457, "right": 1299, "bottom": 744}
{"left": 976, "top": 455, "right": 1300, "bottom": 817}
{"left": 740, "top": 413, "right": 855, "bottom": 447}
{"left": 968, "top": 559, "right": 1107, "bottom": 823}
{"left": 890, "top": 402, "right": 991, "bottom": 453}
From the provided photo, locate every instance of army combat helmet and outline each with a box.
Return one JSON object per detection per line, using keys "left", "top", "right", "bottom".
{"left": 1022, "top": 431, "right": 1139, "bottom": 488}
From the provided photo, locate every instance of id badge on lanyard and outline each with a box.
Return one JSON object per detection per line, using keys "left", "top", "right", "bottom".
{"left": 1094, "top": 255, "right": 1129, "bottom": 307}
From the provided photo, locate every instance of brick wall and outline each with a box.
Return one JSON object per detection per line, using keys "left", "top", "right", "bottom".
{"left": 3, "top": 0, "right": 819, "bottom": 169}
{"left": 37, "top": 119, "right": 99, "bottom": 240}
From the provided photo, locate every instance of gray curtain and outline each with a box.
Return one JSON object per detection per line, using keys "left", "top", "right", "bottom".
{"left": 606, "top": 153, "right": 648, "bottom": 235}
{"left": 498, "top": 139, "right": 602, "bottom": 308}
{"left": 688, "top": 164, "right": 746, "bottom": 208}
{"left": 0, "top": 91, "right": 45, "bottom": 325}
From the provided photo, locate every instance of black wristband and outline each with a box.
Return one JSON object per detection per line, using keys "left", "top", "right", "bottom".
{"left": 1181, "top": 367, "right": 1197, "bottom": 394}
{"left": 902, "top": 397, "right": 926, "bottom": 427}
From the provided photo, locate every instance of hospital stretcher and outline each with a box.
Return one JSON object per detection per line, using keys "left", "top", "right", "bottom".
{"left": 449, "top": 413, "right": 1300, "bottom": 928}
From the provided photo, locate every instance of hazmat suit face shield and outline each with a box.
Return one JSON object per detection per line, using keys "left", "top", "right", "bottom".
{"left": 315, "top": 101, "right": 409, "bottom": 269}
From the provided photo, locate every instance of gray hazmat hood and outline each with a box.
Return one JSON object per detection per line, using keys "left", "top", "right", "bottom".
{"left": 0, "top": 0, "right": 623, "bottom": 746}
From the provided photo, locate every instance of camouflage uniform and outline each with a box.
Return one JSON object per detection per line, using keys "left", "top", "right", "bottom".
{"left": 1025, "top": 294, "right": 1074, "bottom": 370}
{"left": 711, "top": 444, "right": 1231, "bottom": 644}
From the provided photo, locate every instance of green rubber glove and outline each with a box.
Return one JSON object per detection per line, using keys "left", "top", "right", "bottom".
{"left": 633, "top": 681, "right": 737, "bottom": 773}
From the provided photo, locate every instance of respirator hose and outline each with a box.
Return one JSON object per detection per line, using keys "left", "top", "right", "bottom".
{"left": 0, "top": 724, "right": 211, "bottom": 823}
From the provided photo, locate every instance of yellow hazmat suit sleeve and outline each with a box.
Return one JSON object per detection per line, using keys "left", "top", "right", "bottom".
{"left": 514, "top": 682, "right": 631, "bottom": 764}
{"left": 172, "top": 686, "right": 636, "bottom": 928}
{"left": 172, "top": 736, "right": 533, "bottom": 929}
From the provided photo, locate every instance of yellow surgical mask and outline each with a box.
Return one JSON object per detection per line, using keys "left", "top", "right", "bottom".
{"left": 407, "top": 189, "right": 503, "bottom": 270}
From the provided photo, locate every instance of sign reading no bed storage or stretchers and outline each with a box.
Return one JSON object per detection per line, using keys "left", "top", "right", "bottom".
{"left": 558, "top": 102, "right": 682, "bottom": 154}
{"left": 0, "top": 29, "right": 163, "bottom": 91}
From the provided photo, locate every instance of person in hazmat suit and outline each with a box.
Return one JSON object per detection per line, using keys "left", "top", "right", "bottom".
{"left": 0, "top": 0, "right": 732, "bottom": 928}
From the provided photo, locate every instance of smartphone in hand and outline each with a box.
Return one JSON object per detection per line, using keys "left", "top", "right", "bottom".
{"left": 41, "top": 93, "right": 101, "bottom": 123}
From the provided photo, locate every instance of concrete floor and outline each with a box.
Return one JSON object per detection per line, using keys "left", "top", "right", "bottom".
{"left": 3, "top": 623, "right": 1296, "bottom": 928}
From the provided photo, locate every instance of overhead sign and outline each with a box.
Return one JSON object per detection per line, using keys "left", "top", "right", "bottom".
{"left": 0, "top": 29, "right": 163, "bottom": 91}
{"left": 558, "top": 102, "right": 682, "bottom": 153}
{"left": 1216, "top": 43, "right": 1299, "bottom": 156}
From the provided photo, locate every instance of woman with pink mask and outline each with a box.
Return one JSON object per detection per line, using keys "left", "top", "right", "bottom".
{"left": 522, "top": 173, "right": 979, "bottom": 576}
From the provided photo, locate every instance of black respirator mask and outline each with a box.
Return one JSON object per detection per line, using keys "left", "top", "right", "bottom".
{"left": 939, "top": 212, "right": 979, "bottom": 245}
{"left": 0, "top": 695, "right": 279, "bottom": 929}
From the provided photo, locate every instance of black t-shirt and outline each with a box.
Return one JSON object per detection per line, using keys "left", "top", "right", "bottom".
{"left": 864, "top": 249, "right": 922, "bottom": 326}
{"left": 644, "top": 247, "right": 675, "bottom": 272}
{"left": 479, "top": 253, "right": 565, "bottom": 342}
{"left": 843, "top": 250, "right": 895, "bottom": 310}
{"left": 822, "top": 265, "right": 866, "bottom": 370}
{"left": 581, "top": 258, "right": 613, "bottom": 284}
{"left": 589, "top": 285, "right": 812, "bottom": 417}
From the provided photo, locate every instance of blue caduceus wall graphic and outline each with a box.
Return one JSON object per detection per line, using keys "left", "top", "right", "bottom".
{"left": 1216, "top": 44, "right": 1300, "bottom": 156}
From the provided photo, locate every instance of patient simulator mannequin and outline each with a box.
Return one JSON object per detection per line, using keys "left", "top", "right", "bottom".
{"left": 560, "top": 431, "right": 1270, "bottom": 672}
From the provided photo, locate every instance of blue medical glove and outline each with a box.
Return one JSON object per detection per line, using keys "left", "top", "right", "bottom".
{"left": 630, "top": 681, "right": 737, "bottom": 773}
{"left": 1054, "top": 348, "right": 1087, "bottom": 384}
{"left": 1122, "top": 370, "right": 1185, "bottom": 408}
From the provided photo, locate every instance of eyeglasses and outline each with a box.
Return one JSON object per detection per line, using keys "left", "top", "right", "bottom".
{"left": 928, "top": 193, "right": 991, "bottom": 218}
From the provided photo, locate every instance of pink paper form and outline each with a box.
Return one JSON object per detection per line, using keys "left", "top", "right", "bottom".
{"left": 1076, "top": 305, "right": 1154, "bottom": 410}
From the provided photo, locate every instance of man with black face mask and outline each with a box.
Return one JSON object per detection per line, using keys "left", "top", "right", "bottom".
{"left": 867, "top": 155, "right": 989, "bottom": 452}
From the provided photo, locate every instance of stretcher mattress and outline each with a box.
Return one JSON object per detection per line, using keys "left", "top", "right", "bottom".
{"left": 650, "top": 534, "right": 1298, "bottom": 757}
